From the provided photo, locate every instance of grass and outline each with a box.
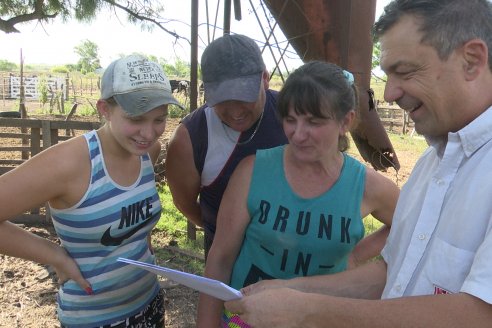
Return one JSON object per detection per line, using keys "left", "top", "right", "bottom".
{"left": 387, "top": 132, "right": 428, "bottom": 153}
{"left": 364, "top": 215, "right": 383, "bottom": 235}
{"left": 156, "top": 184, "right": 204, "bottom": 253}
{"left": 153, "top": 184, "right": 205, "bottom": 274}
{"left": 371, "top": 79, "right": 386, "bottom": 101}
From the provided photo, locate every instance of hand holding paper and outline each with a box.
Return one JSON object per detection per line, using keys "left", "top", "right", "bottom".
{"left": 117, "top": 258, "right": 242, "bottom": 301}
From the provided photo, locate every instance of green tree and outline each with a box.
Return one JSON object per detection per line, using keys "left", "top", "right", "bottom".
{"left": 372, "top": 41, "right": 381, "bottom": 70}
{"left": 371, "top": 41, "right": 386, "bottom": 82}
{"left": 162, "top": 57, "right": 190, "bottom": 78}
{"left": 51, "top": 65, "right": 70, "bottom": 73}
{"left": 0, "top": 59, "right": 16, "bottom": 71}
{"left": 174, "top": 58, "right": 191, "bottom": 78}
{"left": 74, "top": 39, "right": 101, "bottom": 73}
{"left": 163, "top": 60, "right": 177, "bottom": 77}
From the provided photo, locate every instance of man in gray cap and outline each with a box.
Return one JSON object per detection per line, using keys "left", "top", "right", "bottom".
{"left": 166, "top": 34, "right": 288, "bottom": 257}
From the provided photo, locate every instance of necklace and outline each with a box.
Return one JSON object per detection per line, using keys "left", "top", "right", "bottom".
{"left": 222, "top": 110, "right": 264, "bottom": 146}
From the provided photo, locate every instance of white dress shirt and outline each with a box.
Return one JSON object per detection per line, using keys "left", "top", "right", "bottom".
{"left": 382, "top": 106, "right": 492, "bottom": 306}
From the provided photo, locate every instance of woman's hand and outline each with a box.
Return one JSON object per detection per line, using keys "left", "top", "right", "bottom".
{"left": 51, "top": 245, "right": 93, "bottom": 294}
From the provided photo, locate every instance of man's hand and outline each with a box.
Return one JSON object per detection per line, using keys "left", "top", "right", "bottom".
{"left": 240, "top": 278, "right": 288, "bottom": 296}
{"left": 226, "top": 288, "right": 307, "bottom": 327}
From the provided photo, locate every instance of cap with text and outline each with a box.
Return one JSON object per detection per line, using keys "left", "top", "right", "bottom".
{"left": 101, "top": 54, "right": 183, "bottom": 116}
{"left": 201, "top": 34, "right": 266, "bottom": 107}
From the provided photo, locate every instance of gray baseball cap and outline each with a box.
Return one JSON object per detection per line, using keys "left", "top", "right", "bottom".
{"left": 201, "top": 34, "right": 266, "bottom": 107}
{"left": 101, "top": 54, "right": 183, "bottom": 116}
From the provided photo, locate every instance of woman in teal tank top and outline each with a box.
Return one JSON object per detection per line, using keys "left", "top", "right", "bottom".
{"left": 197, "top": 61, "right": 400, "bottom": 328}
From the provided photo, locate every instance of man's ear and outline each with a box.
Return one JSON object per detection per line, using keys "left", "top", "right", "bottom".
{"left": 262, "top": 70, "right": 270, "bottom": 90}
{"left": 462, "top": 39, "right": 488, "bottom": 81}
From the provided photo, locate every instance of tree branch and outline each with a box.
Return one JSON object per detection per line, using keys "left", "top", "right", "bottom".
{"left": 0, "top": 0, "right": 191, "bottom": 46}
{"left": 0, "top": 0, "right": 57, "bottom": 33}
{"left": 103, "top": 0, "right": 191, "bottom": 45}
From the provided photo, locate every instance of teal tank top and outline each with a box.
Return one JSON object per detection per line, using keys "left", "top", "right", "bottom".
{"left": 230, "top": 145, "right": 366, "bottom": 289}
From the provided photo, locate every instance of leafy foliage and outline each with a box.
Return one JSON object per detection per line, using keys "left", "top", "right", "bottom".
{"left": 74, "top": 39, "right": 101, "bottom": 73}
{"left": 37, "top": 75, "right": 49, "bottom": 107}
{"left": 371, "top": 41, "right": 386, "bottom": 82}
{"left": 0, "top": 59, "right": 17, "bottom": 71}
{"left": 1, "top": 0, "right": 72, "bottom": 33}
{"left": 372, "top": 41, "right": 381, "bottom": 70}
{"left": 75, "top": 103, "right": 99, "bottom": 116}
{"left": 51, "top": 65, "right": 70, "bottom": 73}
{"left": 163, "top": 58, "right": 191, "bottom": 78}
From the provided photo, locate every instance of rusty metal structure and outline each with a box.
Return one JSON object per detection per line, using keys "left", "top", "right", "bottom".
{"left": 191, "top": 0, "right": 400, "bottom": 171}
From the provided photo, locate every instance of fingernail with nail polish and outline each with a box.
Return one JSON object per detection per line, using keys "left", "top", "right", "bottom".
{"left": 85, "top": 287, "right": 93, "bottom": 295}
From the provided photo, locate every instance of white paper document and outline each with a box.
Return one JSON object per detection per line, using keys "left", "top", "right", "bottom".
{"left": 117, "top": 257, "right": 242, "bottom": 301}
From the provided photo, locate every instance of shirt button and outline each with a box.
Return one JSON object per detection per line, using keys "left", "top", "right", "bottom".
{"left": 418, "top": 234, "right": 426, "bottom": 240}
{"left": 395, "top": 285, "right": 402, "bottom": 292}
{"left": 436, "top": 179, "right": 444, "bottom": 186}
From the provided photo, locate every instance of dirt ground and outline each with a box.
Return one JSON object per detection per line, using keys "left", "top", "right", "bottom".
{"left": 0, "top": 110, "right": 421, "bottom": 328}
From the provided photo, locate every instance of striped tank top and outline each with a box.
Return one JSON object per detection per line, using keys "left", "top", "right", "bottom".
{"left": 50, "top": 130, "right": 162, "bottom": 328}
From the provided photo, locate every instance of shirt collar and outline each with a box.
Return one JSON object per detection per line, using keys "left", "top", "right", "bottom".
{"left": 426, "top": 106, "right": 492, "bottom": 158}
{"left": 457, "top": 106, "right": 492, "bottom": 157}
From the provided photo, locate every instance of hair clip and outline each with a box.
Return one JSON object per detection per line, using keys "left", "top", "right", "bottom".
{"left": 343, "top": 70, "right": 354, "bottom": 85}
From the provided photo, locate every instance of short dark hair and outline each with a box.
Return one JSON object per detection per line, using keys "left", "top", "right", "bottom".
{"left": 373, "top": 0, "right": 492, "bottom": 71}
{"left": 277, "top": 61, "right": 357, "bottom": 152}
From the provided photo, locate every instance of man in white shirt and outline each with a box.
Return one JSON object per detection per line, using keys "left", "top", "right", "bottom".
{"left": 224, "top": 0, "right": 492, "bottom": 326}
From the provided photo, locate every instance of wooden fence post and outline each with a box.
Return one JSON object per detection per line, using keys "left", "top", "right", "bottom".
{"left": 65, "top": 73, "right": 70, "bottom": 100}
{"left": 1, "top": 73, "right": 6, "bottom": 110}
{"left": 41, "top": 120, "right": 52, "bottom": 149}
{"left": 403, "top": 111, "right": 409, "bottom": 135}
{"left": 30, "top": 127, "right": 41, "bottom": 156}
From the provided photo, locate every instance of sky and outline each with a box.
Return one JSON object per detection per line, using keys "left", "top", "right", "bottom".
{"left": 0, "top": 0, "right": 391, "bottom": 70}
